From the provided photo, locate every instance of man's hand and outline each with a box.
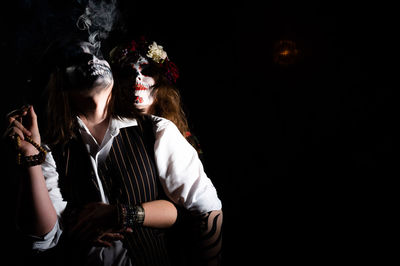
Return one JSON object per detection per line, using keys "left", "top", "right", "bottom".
{"left": 4, "top": 105, "right": 41, "bottom": 156}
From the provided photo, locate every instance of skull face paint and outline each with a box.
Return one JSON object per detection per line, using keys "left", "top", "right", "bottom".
{"left": 132, "top": 56, "right": 155, "bottom": 109}
{"left": 63, "top": 41, "right": 113, "bottom": 92}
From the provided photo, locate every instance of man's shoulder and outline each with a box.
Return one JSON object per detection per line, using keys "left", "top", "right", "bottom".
{"left": 148, "top": 115, "right": 179, "bottom": 133}
{"left": 115, "top": 115, "right": 177, "bottom": 135}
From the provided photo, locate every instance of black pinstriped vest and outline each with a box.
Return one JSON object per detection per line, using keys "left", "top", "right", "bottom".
{"left": 51, "top": 116, "right": 171, "bottom": 266}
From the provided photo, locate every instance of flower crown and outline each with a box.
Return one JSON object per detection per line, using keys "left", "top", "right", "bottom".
{"left": 110, "top": 37, "right": 179, "bottom": 83}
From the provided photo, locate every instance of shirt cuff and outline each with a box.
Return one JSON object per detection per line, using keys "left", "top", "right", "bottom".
{"left": 30, "top": 220, "right": 63, "bottom": 251}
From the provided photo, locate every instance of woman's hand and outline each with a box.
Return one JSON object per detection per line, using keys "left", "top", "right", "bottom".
{"left": 4, "top": 105, "right": 41, "bottom": 156}
{"left": 68, "top": 202, "right": 132, "bottom": 247}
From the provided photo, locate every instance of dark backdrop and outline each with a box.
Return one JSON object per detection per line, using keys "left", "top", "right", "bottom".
{"left": 1, "top": 1, "right": 395, "bottom": 265}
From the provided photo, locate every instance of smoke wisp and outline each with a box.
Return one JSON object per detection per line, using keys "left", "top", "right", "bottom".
{"left": 77, "top": 0, "right": 120, "bottom": 52}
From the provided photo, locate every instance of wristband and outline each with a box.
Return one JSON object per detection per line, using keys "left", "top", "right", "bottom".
{"left": 118, "top": 204, "right": 145, "bottom": 229}
{"left": 15, "top": 136, "right": 47, "bottom": 167}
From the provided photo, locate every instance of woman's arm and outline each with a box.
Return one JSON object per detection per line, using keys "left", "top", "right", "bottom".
{"left": 193, "top": 209, "right": 223, "bottom": 266}
{"left": 67, "top": 200, "right": 178, "bottom": 247}
{"left": 142, "top": 200, "right": 177, "bottom": 228}
{"left": 154, "top": 118, "right": 222, "bottom": 212}
{"left": 153, "top": 118, "right": 223, "bottom": 265}
{"left": 70, "top": 200, "right": 178, "bottom": 232}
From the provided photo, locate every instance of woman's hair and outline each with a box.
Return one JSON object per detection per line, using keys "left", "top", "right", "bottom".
{"left": 145, "top": 61, "right": 190, "bottom": 136}
{"left": 110, "top": 39, "right": 190, "bottom": 137}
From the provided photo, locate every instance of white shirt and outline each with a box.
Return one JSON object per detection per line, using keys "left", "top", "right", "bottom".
{"left": 34, "top": 115, "right": 222, "bottom": 250}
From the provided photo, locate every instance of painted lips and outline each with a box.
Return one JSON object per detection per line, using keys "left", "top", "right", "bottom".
{"left": 134, "top": 82, "right": 149, "bottom": 91}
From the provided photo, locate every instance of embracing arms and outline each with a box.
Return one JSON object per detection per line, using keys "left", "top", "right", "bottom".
{"left": 4, "top": 105, "right": 178, "bottom": 248}
{"left": 153, "top": 117, "right": 224, "bottom": 265}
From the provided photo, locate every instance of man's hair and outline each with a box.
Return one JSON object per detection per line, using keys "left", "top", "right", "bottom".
{"left": 43, "top": 36, "right": 141, "bottom": 146}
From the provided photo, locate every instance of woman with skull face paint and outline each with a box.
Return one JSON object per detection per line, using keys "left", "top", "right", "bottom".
{"left": 109, "top": 37, "right": 204, "bottom": 159}
{"left": 3, "top": 34, "right": 221, "bottom": 266}
{"left": 109, "top": 37, "right": 223, "bottom": 266}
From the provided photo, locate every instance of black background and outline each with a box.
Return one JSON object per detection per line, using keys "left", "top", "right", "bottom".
{"left": 1, "top": 1, "right": 395, "bottom": 265}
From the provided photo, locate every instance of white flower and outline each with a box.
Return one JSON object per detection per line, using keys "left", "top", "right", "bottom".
{"left": 147, "top": 42, "right": 168, "bottom": 63}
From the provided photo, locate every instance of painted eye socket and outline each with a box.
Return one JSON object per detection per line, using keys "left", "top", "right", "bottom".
{"left": 118, "top": 65, "right": 136, "bottom": 79}
{"left": 140, "top": 64, "right": 156, "bottom": 77}
{"left": 138, "top": 63, "right": 149, "bottom": 72}
{"left": 131, "top": 62, "right": 147, "bottom": 71}
{"left": 64, "top": 53, "right": 92, "bottom": 68}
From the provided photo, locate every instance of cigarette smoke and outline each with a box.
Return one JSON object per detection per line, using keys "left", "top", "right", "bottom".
{"left": 76, "top": 0, "right": 120, "bottom": 54}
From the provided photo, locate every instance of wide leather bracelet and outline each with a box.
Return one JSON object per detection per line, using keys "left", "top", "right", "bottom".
{"left": 117, "top": 204, "right": 145, "bottom": 229}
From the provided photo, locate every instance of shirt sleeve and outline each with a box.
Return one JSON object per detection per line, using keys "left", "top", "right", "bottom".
{"left": 153, "top": 117, "right": 222, "bottom": 214}
{"left": 27, "top": 148, "right": 67, "bottom": 251}
{"left": 29, "top": 220, "right": 63, "bottom": 251}
{"left": 41, "top": 148, "right": 68, "bottom": 217}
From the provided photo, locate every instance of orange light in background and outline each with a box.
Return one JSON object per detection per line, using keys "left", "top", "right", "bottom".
{"left": 279, "top": 49, "right": 290, "bottom": 56}
{"left": 273, "top": 40, "right": 300, "bottom": 66}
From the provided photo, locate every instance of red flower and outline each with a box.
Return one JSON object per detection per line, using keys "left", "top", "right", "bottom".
{"left": 164, "top": 60, "right": 179, "bottom": 83}
{"left": 129, "top": 40, "right": 137, "bottom": 52}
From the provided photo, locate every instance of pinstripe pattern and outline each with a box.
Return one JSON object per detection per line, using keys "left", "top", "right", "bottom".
{"left": 97, "top": 125, "right": 171, "bottom": 266}
{"left": 98, "top": 126, "right": 158, "bottom": 205}
{"left": 53, "top": 120, "right": 171, "bottom": 265}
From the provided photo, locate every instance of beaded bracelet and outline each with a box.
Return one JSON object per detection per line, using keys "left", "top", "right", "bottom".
{"left": 15, "top": 135, "right": 47, "bottom": 167}
{"left": 118, "top": 204, "right": 145, "bottom": 229}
